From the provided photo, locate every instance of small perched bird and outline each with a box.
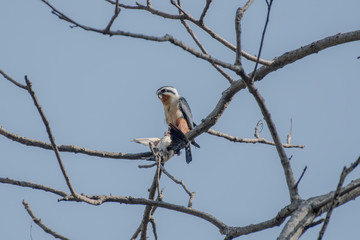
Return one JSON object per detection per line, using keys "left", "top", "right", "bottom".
{"left": 156, "top": 86, "right": 200, "bottom": 163}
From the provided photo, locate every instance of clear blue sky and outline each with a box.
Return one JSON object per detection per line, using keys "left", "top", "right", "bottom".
{"left": 1, "top": 0, "right": 360, "bottom": 239}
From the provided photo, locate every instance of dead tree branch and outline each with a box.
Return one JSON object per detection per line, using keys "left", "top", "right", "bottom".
{"left": 0, "top": 126, "right": 152, "bottom": 160}
{"left": 25, "top": 76, "right": 77, "bottom": 196}
{"left": 207, "top": 128, "right": 304, "bottom": 148}
{"left": 0, "top": 69, "right": 27, "bottom": 89}
{"left": 317, "top": 156, "right": 360, "bottom": 240}
{"left": 2, "top": 174, "right": 360, "bottom": 239}
{"left": 105, "top": 0, "right": 272, "bottom": 66}
{"left": 23, "top": 200, "right": 69, "bottom": 240}
{"left": 160, "top": 164, "right": 195, "bottom": 208}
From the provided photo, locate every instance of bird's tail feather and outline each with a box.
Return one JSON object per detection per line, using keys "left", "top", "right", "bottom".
{"left": 185, "top": 144, "right": 192, "bottom": 164}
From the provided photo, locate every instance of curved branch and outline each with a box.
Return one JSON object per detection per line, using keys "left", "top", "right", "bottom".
{"left": 23, "top": 200, "right": 70, "bottom": 240}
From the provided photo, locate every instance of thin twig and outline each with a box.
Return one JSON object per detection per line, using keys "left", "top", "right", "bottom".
{"left": 235, "top": 0, "right": 254, "bottom": 66}
{"left": 138, "top": 163, "right": 157, "bottom": 168}
{"left": 199, "top": 0, "right": 212, "bottom": 25}
{"left": 160, "top": 164, "right": 195, "bottom": 208}
{"left": 254, "top": 120, "right": 263, "bottom": 138}
{"left": 251, "top": 0, "right": 273, "bottom": 81}
{"left": 295, "top": 166, "right": 307, "bottom": 189}
{"left": 0, "top": 69, "right": 27, "bottom": 89}
{"left": 287, "top": 118, "right": 293, "bottom": 144}
{"left": 176, "top": 0, "right": 234, "bottom": 83}
{"left": 104, "top": 0, "right": 120, "bottom": 33}
{"left": 149, "top": 216, "right": 158, "bottom": 240}
{"left": 25, "top": 76, "right": 77, "bottom": 196}
{"left": 304, "top": 218, "right": 324, "bottom": 231}
{"left": 149, "top": 143, "right": 163, "bottom": 199}
{"left": 23, "top": 200, "right": 70, "bottom": 240}
{"left": 207, "top": 128, "right": 304, "bottom": 148}
{"left": 235, "top": 7, "right": 243, "bottom": 66}
{"left": 318, "top": 156, "right": 360, "bottom": 240}
{"left": 130, "top": 225, "right": 141, "bottom": 240}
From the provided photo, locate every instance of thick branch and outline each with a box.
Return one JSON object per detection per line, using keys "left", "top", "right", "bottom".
{"left": 254, "top": 30, "right": 360, "bottom": 81}
{"left": 279, "top": 177, "right": 360, "bottom": 240}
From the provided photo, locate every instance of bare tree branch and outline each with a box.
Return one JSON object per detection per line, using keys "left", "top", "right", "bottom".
{"left": 253, "top": 30, "right": 360, "bottom": 81}
{"left": 295, "top": 166, "right": 308, "bottom": 189}
{"left": 235, "top": 1, "right": 301, "bottom": 202}
{"left": 241, "top": 71, "right": 301, "bottom": 202}
{"left": 0, "top": 177, "right": 67, "bottom": 197}
{"left": 251, "top": 0, "right": 273, "bottom": 80}
{"left": 3, "top": 174, "right": 360, "bottom": 239}
{"left": 187, "top": 30, "right": 360, "bottom": 142}
{"left": 234, "top": 0, "right": 254, "bottom": 66}
{"left": 160, "top": 164, "right": 195, "bottom": 208}
{"left": 149, "top": 216, "right": 158, "bottom": 240}
{"left": 207, "top": 128, "right": 304, "bottom": 148}
{"left": 104, "top": 0, "right": 274, "bottom": 66}
{"left": 139, "top": 158, "right": 163, "bottom": 240}
{"left": 0, "top": 69, "right": 27, "bottom": 89}
{"left": 41, "top": 0, "right": 240, "bottom": 72}
{"left": 104, "top": 0, "right": 120, "bottom": 34}
{"left": 199, "top": 0, "right": 212, "bottom": 25}
{"left": 279, "top": 173, "right": 360, "bottom": 240}
{"left": 318, "top": 156, "right": 360, "bottom": 240}
{"left": 176, "top": 0, "right": 235, "bottom": 83}
{"left": 287, "top": 118, "right": 293, "bottom": 144}
{"left": 0, "top": 126, "right": 152, "bottom": 160}
{"left": 23, "top": 200, "right": 69, "bottom": 240}
{"left": 25, "top": 76, "right": 77, "bottom": 196}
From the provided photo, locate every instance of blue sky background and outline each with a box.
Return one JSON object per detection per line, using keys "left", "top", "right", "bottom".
{"left": 1, "top": 0, "right": 360, "bottom": 239}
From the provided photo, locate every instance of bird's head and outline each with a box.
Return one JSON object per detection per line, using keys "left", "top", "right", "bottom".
{"left": 156, "top": 86, "right": 179, "bottom": 104}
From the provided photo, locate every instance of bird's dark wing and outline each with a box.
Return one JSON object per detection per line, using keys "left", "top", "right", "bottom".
{"left": 178, "top": 97, "right": 200, "bottom": 148}
{"left": 168, "top": 123, "right": 188, "bottom": 150}
{"left": 167, "top": 123, "right": 192, "bottom": 163}
{"left": 178, "top": 97, "right": 194, "bottom": 130}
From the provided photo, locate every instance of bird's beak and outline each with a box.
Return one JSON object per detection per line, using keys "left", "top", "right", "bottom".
{"left": 157, "top": 93, "right": 163, "bottom": 99}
